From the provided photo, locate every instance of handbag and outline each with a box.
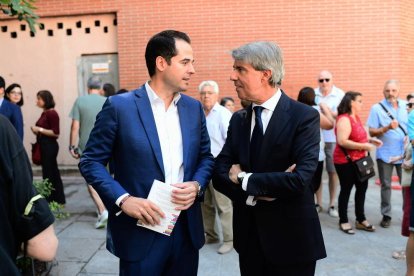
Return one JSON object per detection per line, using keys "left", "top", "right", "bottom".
{"left": 340, "top": 146, "right": 375, "bottom": 182}
{"left": 31, "top": 142, "right": 41, "bottom": 165}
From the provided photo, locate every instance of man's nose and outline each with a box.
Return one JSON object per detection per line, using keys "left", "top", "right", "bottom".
{"left": 230, "top": 71, "right": 237, "bottom": 81}
{"left": 188, "top": 63, "right": 195, "bottom": 74}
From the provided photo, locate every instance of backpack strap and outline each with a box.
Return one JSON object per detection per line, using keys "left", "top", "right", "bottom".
{"left": 378, "top": 102, "right": 407, "bottom": 136}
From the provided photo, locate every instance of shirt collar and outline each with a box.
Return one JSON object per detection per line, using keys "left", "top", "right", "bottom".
{"left": 315, "top": 85, "right": 340, "bottom": 97}
{"left": 145, "top": 81, "right": 181, "bottom": 106}
{"left": 252, "top": 88, "right": 281, "bottom": 111}
{"left": 211, "top": 102, "right": 220, "bottom": 112}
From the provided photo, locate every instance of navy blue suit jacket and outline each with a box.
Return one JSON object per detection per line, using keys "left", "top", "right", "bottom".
{"left": 213, "top": 92, "right": 326, "bottom": 265}
{"left": 79, "top": 85, "right": 214, "bottom": 261}
{"left": 0, "top": 99, "right": 23, "bottom": 140}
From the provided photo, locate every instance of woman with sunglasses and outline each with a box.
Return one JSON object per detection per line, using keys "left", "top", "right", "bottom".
{"left": 5, "top": 83, "right": 24, "bottom": 106}
{"left": 334, "top": 91, "right": 382, "bottom": 234}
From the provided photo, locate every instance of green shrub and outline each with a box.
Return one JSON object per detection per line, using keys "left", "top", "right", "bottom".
{"left": 33, "top": 178, "right": 69, "bottom": 220}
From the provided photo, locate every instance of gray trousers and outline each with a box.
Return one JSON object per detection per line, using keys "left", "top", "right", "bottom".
{"left": 377, "top": 159, "right": 402, "bottom": 217}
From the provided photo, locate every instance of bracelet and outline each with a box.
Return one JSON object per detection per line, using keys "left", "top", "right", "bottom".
{"left": 69, "top": 145, "right": 76, "bottom": 151}
{"left": 119, "top": 195, "right": 131, "bottom": 208}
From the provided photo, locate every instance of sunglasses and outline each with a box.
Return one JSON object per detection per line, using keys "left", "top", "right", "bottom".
{"left": 407, "top": 103, "right": 414, "bottom": 108}
{"left": 319, "top": 79, "right": 330, "bottom": 83}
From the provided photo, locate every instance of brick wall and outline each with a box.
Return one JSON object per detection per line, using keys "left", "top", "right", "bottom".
{"left": 6, "top": 0, "right": 414, "bottom": 121}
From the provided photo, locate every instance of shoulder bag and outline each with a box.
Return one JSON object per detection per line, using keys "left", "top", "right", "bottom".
{"left": 340, "top": 146, "right": 375, "bottom": 182}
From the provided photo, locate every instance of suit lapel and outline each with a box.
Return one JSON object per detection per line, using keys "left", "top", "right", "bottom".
{"left": 261, "top": 92, "right": 291, "bottom": 151}
{"left": 133, "top": 88, "right": 165, "bottom": 177}
{"left": 240, "top": 107, "right": 253, "bottom": 171}
{"left": 177, "top": 98, "right": 189, "bottom": 172}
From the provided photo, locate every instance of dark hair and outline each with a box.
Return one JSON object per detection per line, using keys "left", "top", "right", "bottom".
{"left": 5, "top": 83, "right": 24, "bottom": 106}
{"left": 116, "top": 88, "right": 128, "bottom": 94}
{"left": 103, "top": 83, "right": 116, "bottom": 97}
{"left": 297, "top": 87, "right": 316, "bottom": 106}
{"left": 407, "top": 94, "right": 414, "bottom": 101}
{"left": 337, "top": 91, "right": 362, "bottom": 115}
{"left": 220, "top": 97, "right": 234, "bottom": 106}
{"left": 0, "top": 76, "right": 5, "bottom": 89}
{"left": 145, "top": 30, "right": 191, "bottom": 77}
{"left": 37, "top": 90, "right": 55, "bottom": 109}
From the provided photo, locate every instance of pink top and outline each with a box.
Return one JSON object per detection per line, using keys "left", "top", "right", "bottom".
{"left": 333, "top": 114, "right": 368, "bottom": 164}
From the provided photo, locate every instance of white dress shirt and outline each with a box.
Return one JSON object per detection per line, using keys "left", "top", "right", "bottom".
{"left": 206, "top": 103, "right": 232, "bottom": 158}
{"left": 243, "top": 89, "right": 282, "bottom": 206}
{"left": 116, "top": 82, "right": 184, "bottom": 207}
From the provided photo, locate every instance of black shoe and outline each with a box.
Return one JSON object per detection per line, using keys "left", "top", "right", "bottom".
{"left": 380, "top": 216, "right": 391, "bottom": 228}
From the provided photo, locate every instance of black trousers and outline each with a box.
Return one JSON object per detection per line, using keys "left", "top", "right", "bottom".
{"left": 39, "top": 136, "right": 66, "bottom": 204}
{"left": 335, "top": 162, "right": 368, "bottom": 224}
{"left": 312, "top": 161, "right": 324, "bottom": 192}
{"left": 239, "top": 221, "right": 316, "bottom": 276}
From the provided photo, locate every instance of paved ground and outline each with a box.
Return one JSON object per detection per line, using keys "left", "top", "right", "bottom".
{"left": 42, "top": 171, "right": 408, "bottom": 276}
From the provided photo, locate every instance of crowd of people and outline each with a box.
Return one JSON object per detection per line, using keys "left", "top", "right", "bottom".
{"left": 1, "top": 29, "right": 414, "bottom": 275}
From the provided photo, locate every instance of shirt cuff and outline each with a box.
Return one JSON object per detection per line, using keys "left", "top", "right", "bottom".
{"left": 241, "top": 173, "right": 253, "bottom": 191}
{"left": 246, "top": 196, "right": 257, "bottom": 206}
{"left": 116, "top": 193, "right": 130, "bottom": 207}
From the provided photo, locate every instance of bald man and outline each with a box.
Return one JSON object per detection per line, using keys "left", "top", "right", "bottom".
{"left": 314, "top": 70, "right": 344, "bottom": 217}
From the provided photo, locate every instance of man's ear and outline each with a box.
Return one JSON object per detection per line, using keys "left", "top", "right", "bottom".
{"left": 155, "top": 56, "right": 167, "bottom": 72}
{"left": 261, "top": 69, "right": 272, "bottom": 84}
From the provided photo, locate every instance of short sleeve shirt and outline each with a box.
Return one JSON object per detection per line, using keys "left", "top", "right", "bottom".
{"left": 69, "top": 94, "right": 106, "bottom": 153}
{"left": 314, "top": 85, "right": 345, "bottom": 143}
{"left": 36, "top": 109, "right": 60, "bottom": 137}
{"left": 367, "top": 99, "right": 407, "bottom": 163}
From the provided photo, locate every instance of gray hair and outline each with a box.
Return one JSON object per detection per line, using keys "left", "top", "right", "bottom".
{"left": 384, "top": 79, "right": 400, "bottom": 90}
{"left": 87, "top": 76, "right": 103, "bottom": 90}
{"left": 198, "top": 80, "right": 219, "bottom": 94}
{"left": 231, "top": 41, "right": 284, "bottom": 87}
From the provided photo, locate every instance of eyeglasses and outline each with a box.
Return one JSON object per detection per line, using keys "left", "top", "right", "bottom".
{"left": 318, "top": 79, "right": 330, "bottom": 83}
{"left": 407, "top": 103, "right": 414, "bottom": 108}
{"left": 10, "top": 91, "right": 22, "bottom": 95}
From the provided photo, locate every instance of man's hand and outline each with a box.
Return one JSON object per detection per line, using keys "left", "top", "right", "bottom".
{"left": 229, "top": 164, "right": 242, "bottom": 184}
{"left": 171, "top": 181, "right": 199, "bottom": 210}
{"left": 256, "top": 164, "right": 296, "bottom": 201}
{"left": 69, "top": 148, "right": 80, "bottom": 159}
{"left": 121, "top": 196, "right": 165, "bottom": 226}
{"left": 389, "top": 119, "right": 399, "bottom": 130}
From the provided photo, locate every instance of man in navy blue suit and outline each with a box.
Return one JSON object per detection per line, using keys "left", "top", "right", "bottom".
{"left": 0, "top": 76, "right": 23, "bottom": 140}
{"left": 79, "top": 30, "right": 214, "bottom": 275}
{"left": 213, "top": 41, "right": 326, "bottom": 275}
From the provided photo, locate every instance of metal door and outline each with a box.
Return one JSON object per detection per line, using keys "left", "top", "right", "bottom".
{"left": 77, "top": 53, "right": 119, "bottom": 96}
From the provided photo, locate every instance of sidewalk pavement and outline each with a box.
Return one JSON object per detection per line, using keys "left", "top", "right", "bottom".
{"left": 43, "top": 173, "right": 407, "bottom": 276}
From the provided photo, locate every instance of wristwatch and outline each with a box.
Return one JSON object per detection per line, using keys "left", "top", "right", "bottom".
{"left": 237, "top": 172, "right": 247, "bottom": 184}
{"left": 194, "top": 181, "right": 202, "bottom": 197}
{"left": 68, "top": 145, "right": 76, "bottom": 151}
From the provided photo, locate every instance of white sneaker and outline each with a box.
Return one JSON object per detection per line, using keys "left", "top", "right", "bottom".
{"left": 328, "top": 206, "right": 339, "bottom": 218}
{"left": 95, "top": 210, "right": 108, "bottom": 229}
{"left": 217, "top": 241, "right": 233, "bottom": 254}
